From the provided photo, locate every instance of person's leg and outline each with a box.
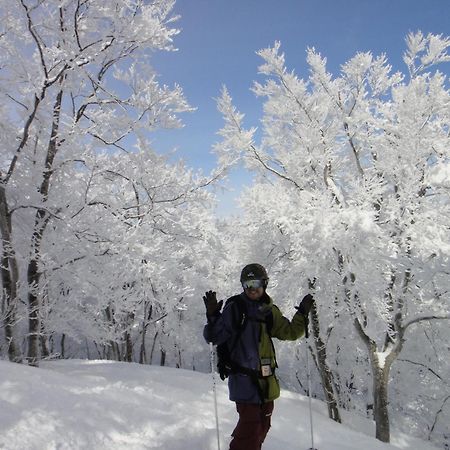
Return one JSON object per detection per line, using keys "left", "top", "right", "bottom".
{"left": 229, "top": 403, "right": 263, "bottom": 450}
{"left": 260, "top": 401, "right": 274, "bottom": 445}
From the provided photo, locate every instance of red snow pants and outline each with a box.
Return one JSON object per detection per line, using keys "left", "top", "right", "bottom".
{"left": 229, "top": 401, "right": 274, "bottom": 450}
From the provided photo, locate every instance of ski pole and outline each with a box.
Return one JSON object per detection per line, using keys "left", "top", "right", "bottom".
{"left": 305, "top": 316, "right": 317, "bottom": 450}
{"left": 209, "top": 342, "right": 221, "bottom": 450}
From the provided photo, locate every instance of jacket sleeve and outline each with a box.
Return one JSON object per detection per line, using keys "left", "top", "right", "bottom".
{"left": 203, "top": 300, "right": 235, "bottom": 345}
{"left": 270, "top": 305, "right": 306, "bottom": 341}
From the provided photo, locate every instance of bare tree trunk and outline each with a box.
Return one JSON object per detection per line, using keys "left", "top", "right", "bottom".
{"left": 93, "top": 341, "right": 103, "bottom": 359}
{"left": 174, "top": 343, "right": 182, "bottom": 368}
{"left": 310, "top": 303, "right": 342, "bottom": 423}
{"left": 61, "top": 333, "right": 66, "bottom": 359}
{"left": 40, "top": 335, "right": 50, "bottom": 359}
{"left": 40, "top": 322, "right": 50, "bottom": 359}
{"left": 372, "top": 360, "right": 390, "bottom": 442}
{"left": 337, "top": 249, "right": 391, "bottom": 442}
{"left": 113, "top": 342, "right": 121, "bottom": 361}
{"left": 27, "top": 257, "right": 40, "bottom": 366}
{"left": 124, "top": 330, "right": 133, "bottom": 362}
{"left": 1, "top": 254, "right": 21, "bottom": 362}
{"left": 104, "top": 305, "right": 121, "bottom": 361}
{"left": 27, "top": 209, "right": 51, "bottom": 365}
{"left": 139, "top": 339, "right": 146, "bottom": 364}
{"left": 0, "top": 186, "right": 22, "bottom": 363}
{"left": 139, "top": 303, "right": 152, "bottom": 364}
{"left": 149, "top": 330, "right": 159, "bottom": 364}
{"left": 26, "top": 88, "right": 64, "bottom": 366}
{"left": 354, "top": 318, "right": 391, "bottom": 442}
{"left": 49, "top": 334, "right": 54, "bottom": 355}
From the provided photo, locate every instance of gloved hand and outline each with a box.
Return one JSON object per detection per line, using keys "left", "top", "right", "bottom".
{"left": 296, "top": 294, "right": 314, "bottom": 316}
{"left": 203, "top": 290, "right": 223, "bottom": 317}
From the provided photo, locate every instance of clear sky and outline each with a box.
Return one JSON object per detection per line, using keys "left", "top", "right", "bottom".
{"left": 151, "top": 0, "right": 450, "bottom": 216}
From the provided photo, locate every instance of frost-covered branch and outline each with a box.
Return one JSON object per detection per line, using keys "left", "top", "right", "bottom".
{"left": 403, "top": 314, "right": 450, "bottom": 332}
{"left": 428, "top": 395, "right": 450, "bottom": 440}
{"left": 215, "top": 87, "right": 302, "bottom": 190}
{"left": 404, "top": 31, "right": 450, "bottom": 78}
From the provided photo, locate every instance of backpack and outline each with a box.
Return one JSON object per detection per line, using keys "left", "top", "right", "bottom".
{"left": 216, "top": 295, "right": 274, "bottom": 381}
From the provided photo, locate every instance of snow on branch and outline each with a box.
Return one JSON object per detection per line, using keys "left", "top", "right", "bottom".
{"left": 214, "top": 87, "right": 302, "bottom": 190}
{"left": 404, "top": 31, "right": 450, "bottom": 78}
{"left": 403, "top": 314, "right": 450, "bottom": 331}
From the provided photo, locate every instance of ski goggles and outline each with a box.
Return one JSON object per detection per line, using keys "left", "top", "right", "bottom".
{"left": 242, "top": 279, "right": 265, "bottom": 290}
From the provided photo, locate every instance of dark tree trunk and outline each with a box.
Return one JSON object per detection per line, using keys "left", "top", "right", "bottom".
{"left": 61, "top": 333, "right": 66, "bottom": 359}
{"left": 372, "top": 362, "right": 390, "bottom": 442}
{"left": 354, "top": 318, "right": 393, "bottom": 443}
{"left": 124, "top": 330, "right": 133, "bottom": 362}
{"left": 1, "top": 259, "right": 21, "bottom": 362}
{"left": 112, "top": 342, "right": 120, "bottom": 361}
{"left": 27, "top": 258, "right": 41, "bottom": 366}
{"left": 149, "top": 330, "right": 159, "bottom": 364}
{"left": 139, "top": 303, "right": 152, "bottom": 364}
{"left": 0, "top": 187, "right": 21, "bottom": 363}
{"left": 307, "top": 278, "right": 341, "bottom": 423}
{"left": 26, "top": 88, "right": 64, "bottom": 367}
{"left": 40, "top": 324, "right": 50, "bottom": 359}
{"left": 310, "top": 304, "right": 342, "bottom": 423}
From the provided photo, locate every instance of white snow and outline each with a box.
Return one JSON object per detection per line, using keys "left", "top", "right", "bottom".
{"left": 0, "top": 359, "right": 440, "bottom": 450}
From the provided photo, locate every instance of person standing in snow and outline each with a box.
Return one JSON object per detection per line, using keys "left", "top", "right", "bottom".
{"left": 203, "top": 263, "right": 314, "bottom": 450}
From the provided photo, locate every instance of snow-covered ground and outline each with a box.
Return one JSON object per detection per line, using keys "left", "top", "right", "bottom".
{"left": 0, "top": 359, "right": 439, "bottom": 450}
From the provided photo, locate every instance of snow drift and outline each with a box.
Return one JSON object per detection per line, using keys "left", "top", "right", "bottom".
{"left": 0, "top": 360, "right": 439, "bottom": 450}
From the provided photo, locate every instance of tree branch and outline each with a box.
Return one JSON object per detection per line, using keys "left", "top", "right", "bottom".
{"left": 403, "top": 314, "right": 450, "bottom": 332}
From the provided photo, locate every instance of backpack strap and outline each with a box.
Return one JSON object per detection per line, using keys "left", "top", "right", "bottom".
{"left": 216, "top": 295, "right": 248, "bottom": 380}
{"left": 226, "top": 294, "right": 248, "bottom": 353}
{"left": 233, "top": 294, "right": 248, "bottom": 328}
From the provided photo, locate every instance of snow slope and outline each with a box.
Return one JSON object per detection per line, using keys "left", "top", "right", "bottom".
{"left": 0, "top": 360, "right": 439, "bottom": 450}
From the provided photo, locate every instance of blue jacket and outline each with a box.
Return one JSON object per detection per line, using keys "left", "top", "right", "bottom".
{"left": 204, "top": 292, "right": 306, "bottom": 404}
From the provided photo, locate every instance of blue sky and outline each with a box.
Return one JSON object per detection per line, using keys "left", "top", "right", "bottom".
{"left": 151, "top": 0, "right": 450, "bottom": 216}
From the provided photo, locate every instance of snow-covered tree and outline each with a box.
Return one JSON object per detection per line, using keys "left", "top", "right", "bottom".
{"left": 214, "top": 33, "right": 450, "bottom": 445}
{"left": 0, "top": 0, "right": 221, "bottom": 367}
{"left": 38, "top": 145, "right": 221, "bottom": 364}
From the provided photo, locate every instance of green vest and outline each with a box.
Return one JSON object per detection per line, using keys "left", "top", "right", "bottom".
{"left": 257, "top": 299, "right": 307, "bottom": 402}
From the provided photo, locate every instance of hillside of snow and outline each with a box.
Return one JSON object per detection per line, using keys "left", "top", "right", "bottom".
{"left": 0, "top": 359, "right": 440, "bottom": 450}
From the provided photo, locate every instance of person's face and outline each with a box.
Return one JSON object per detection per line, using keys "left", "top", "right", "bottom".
{"left": 242, "top": 279, "right": 265, "bottom": 301}
{"left": 245, "top": 286, "right": 264, "bottom": 300}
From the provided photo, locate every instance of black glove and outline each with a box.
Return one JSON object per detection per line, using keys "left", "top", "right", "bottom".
{"left": 203, "top": 290, "right": 223, "bottom": 317}
{"left": 296, "top": 294, "right": 314, "bottom": 316}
